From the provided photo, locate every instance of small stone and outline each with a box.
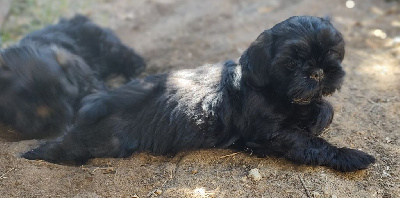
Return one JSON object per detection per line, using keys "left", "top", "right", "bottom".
{"left": 312, "top": 191, "right": 321, "bottom": 198}
{"left": 382, "top": 170, "right": 391, "bottom": 178}
{"left": 371, "top": 6, "right": 384, "bottom": 15}
{"left": 248, "top": 168, "right": 262, "bottom": 181}
{"left": 331, "top": 195, "right": 338, "bottom": 198}
{"left": 240, "top": 176, "right": 248, "bottom": 182}
{"left": 102, "top": 167, "right": 116, "bottom": 174}
{"left": 124, "top": 13, "right": 135, "bottom": 20}
{"left": 154, "top": 189, "right": 162, "bottom": 195}
{"left": 190, "top": 170, "right": 198, "bottom": 174}
{"left": 382, "top": 193, "right": 392, "bottom": 198}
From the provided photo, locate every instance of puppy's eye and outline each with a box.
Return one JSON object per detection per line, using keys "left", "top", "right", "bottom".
{"left": 327, "top": 50, "right": 344, "bottom": 60}
{"left": 287, "top": 60, "right": 298, "bottom": 69}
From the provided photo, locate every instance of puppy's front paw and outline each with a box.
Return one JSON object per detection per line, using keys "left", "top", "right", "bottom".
{"left": 328, "top": 148, "right": 375, "bottom": 172}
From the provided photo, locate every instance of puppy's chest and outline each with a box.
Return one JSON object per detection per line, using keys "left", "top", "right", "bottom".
{"left": 281, "top": 105, "right": 319, "bottom": 131}
{"left": 247, "top": 101, "right": 316, "bottom": 132}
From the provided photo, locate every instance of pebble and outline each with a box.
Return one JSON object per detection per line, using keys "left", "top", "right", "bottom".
{"left": 312, "top": 191, "right": 321, "bottom": 198}
{"left": 382, "top": 170, "right": 391, "bottom": 178}
{"left": 154, "top": 189, "right": 162, "bottom": 195}
{"left": 248, "top": 168, "right": 262, "bottom": 181}
{"left": 102, "top": 167, "right": 116, "bottom": 174}
{"left": 190, "top": 170, "right": 198, "bottom": 175}
{"left": 240, "top": 176, "right": 248, "bottom": 182}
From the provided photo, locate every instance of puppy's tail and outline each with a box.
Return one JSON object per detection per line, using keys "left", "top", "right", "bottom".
{"left": 78, "top": 77, "right": 159, "bottom": 125}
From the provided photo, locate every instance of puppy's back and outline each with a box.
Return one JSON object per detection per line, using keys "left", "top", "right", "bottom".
{"left": 19, "top": 14, "right": 146, "bottom": 80}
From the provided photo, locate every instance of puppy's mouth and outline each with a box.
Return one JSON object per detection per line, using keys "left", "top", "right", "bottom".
{"left": 292, "top": 91, "right": 334, "bottom": 105}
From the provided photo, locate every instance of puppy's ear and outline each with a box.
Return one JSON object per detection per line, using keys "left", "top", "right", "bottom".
{"left": 239, "top": 30, "right": 274, "bottom": 88}
{"left": 52, "top": 46, "right": 72, "bottom": 66}
{"left": 52, "top": 46, "right": 93, "bottom": 77}
{"left": 51, "top": 46, "right": 101, "bottom": 94}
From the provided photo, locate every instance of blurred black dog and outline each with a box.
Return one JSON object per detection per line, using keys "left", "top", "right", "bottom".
{"left": 24, "top": 16, "right": 375, "bottom": 172}
{"left": 0, "top": 15, "right": 145, "bottom": 138}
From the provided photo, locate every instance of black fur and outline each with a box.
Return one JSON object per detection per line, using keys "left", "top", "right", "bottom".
{"left": 0, "top": 15, "right": 145, "bottom": 138}
{"left": 23, "top": 16, "right": 375, "bottom": 172}
{"left": 20, "top": 15, "right": 145, "bottom": 80}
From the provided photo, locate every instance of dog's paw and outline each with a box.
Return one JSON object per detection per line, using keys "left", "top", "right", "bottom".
{"left": 22, "top": 141, "right": 68, "bottom": 163}
{"left": 23, "top": 149, "right": 47, "bottom": 161}
{"left": 328, "top": 147, "right": 376, "bottom": 172}
{"left": 22, "top": 140, "right": 88, "bottom": 164}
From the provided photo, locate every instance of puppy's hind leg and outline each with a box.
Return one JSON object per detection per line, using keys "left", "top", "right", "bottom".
{"left": 247, "top": 132, "right": 375, "bottom": 172}
{"left": 22, "top": 130, "right": 91, "bottom": 164}
{"left": 23, "top": 120, "right": 137, "bottom": 164}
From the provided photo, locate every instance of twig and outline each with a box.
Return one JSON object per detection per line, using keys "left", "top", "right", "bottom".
{"left": 219, "top": 152, "right": 241, "bottom": 158}
{"left": 147, "top": 190, "right": 156, "bottom": 197}
{"left": 368, "top": 99, "right": 386, "bottom": 112}
{"left": 147, "top": 189, "right": 162, "bottom": 197}
{"left": 385, "top": 96, "right": 398, "bottom": 102}
{"left": 0, "top": 168, "right": 15, "bottom": 179}
{"left": 82, "top": 166, "right": 116, "bottom": 175}
{"left": 299, "top": 175, "right": 311, "bottom": 198}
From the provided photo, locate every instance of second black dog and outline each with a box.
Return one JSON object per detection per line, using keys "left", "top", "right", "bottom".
{"left": 23, "top": 16, "right": 375, "bottom": 172}
{"left": 0, "top": 15, "right": 145, "bottom": 138}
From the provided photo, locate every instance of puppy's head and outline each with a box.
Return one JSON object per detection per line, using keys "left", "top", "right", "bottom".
{"left": 240, "top": 16, "right": 345, "bottom": 104}
{"left": 0, "top": 46, "right": 98, "bottom": 137}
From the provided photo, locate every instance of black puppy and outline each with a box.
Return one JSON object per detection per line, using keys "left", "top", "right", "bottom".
{"left": 0, "top": 46, "right": 102, "bottom": 138}
{"left": 0, "top": 15, "right": 145, "bottom": 138}
{"left": 24, "top": 16, "right": 375, "bottom": 172}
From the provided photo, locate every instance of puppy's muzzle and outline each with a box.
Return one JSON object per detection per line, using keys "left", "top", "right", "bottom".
{"left": 310, "top": 69, "right": 324, "bottom": 81}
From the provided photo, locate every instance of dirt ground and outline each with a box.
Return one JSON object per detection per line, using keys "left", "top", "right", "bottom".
{"left": 0, "top": 0, "right": 399, "bottom": 197}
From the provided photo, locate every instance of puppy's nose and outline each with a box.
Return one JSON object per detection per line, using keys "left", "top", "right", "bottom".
{"left": 310, "top": 69, "right": 324, "bottom": 81}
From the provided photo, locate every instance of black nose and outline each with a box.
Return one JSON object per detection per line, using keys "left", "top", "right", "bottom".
{"left": 310, "top": 69, "right": 324, "bottom": 81}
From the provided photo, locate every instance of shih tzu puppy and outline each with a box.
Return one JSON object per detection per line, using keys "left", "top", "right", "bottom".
{"left": 0, "top": 15, "right": 145, "bottom": 138}
{"left": 23, "top": 16, "right": 375, "bottom": 172}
